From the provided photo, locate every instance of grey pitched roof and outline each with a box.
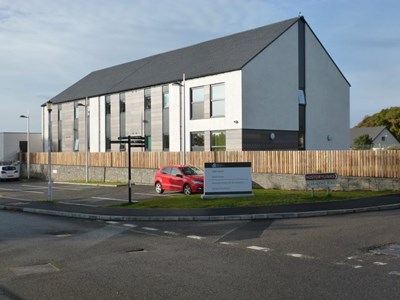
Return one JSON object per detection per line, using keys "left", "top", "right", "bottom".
{"left": 49, "top": 17, "right": 301, "bottom": 104}
{"left": 350, "top": 126, "right": 387, "bottom": 141}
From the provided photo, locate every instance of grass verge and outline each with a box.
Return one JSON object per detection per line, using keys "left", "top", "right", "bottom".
{"left": 111, "top": 189, "right": 396, "bottom": 209}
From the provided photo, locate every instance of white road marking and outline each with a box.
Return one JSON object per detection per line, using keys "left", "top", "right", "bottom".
{"left": 106, "top": 221, "right": 120, "bottom": 225}
{"left": 286, "top": 253, "right": 314, "bottom": 259}
{"left": 353, "top": 265, "right": 363, "bottom": 269}
{"left": 123, "top": 224, "right": 138, "bottom": 228}
{"left": 247, "top": 246, "right": 271, "bottom": 252}
{"left": 163, "top": 231, "right": 179, "bottom": 236}
{"left": 22, "top": 185, "right": 48, "bottom": 190}
{"left": 92, "top": 197, "right": 128, "bottom": 202}
{"left": 187, "top": 235, "right": 205, "bottom": 240}
{"left": 220, "top": 242, "right": 239, "bottom": 246}
{"left": 374, "top": 262, "right": 388, "bottom": 266}
{"left": 0, "top": 187, "right": 43, "bottom": 194}
{"left": 141, "top": 227, "right": 159, "bottom": 231}
{"left": 389, "top": 271, "right": 400, "bottom": 276}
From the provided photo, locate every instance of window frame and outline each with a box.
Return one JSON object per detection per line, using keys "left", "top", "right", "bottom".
{"left": 210, "top": 83, "right": 225, "bottom": 117}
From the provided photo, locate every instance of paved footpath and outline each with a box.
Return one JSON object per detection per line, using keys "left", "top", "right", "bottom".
{"left": 1, "top": 193, "right": 400, "bottom": 221}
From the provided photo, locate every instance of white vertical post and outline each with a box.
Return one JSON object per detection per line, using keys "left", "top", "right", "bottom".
{"left": 85, "top": 97, "right": 89, "bottom": 182}
{"left": 27, "top": 111, "right": 30, "bottom": 179}
{"left": 182, "top": 73, "right": 186, "bottom": 165}
{"left": 47, "top": 101, "right": 53, "bottom": 201}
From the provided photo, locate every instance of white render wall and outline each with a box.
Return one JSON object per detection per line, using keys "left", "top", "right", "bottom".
{"left": 0, "top": 132, "right": 42, "bottom": 162}
{"left": 305, "top": 25, "right": 350, "bottom": 150}
{"left": 242, "top": 23, "right": 299, "bottom": 131}
{"left": 181, "top": 71, "right": 243, "bottom": 152}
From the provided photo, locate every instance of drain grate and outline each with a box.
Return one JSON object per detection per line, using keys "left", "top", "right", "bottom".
{"left": 369, "top": 244, "right": 400, "bottom": 257}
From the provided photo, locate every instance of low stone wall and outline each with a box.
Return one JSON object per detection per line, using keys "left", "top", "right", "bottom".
{"left": 252, "top": 173, "right": 400, "bottom": 191}
{"left": 24, "top": 164, "right": 400, "bottom": 191}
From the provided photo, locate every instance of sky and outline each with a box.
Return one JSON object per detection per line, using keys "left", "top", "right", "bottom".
{"left": 1, "top": 0, "right": 399, "bottom": 133}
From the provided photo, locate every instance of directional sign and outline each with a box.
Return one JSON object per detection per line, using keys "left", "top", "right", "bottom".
{"left": 110, "top": 135, "right": 145, "bottom": 203}
{"left": 305, "top": 173, "right": 339, "bottom": 189}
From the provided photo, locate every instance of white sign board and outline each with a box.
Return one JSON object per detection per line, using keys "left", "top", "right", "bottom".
{"left": 202, "top": 162, "right": 253, "bottom": 199}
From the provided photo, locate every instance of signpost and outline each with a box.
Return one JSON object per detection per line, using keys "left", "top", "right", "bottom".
{"left": 110, "top": 135, "right": 145, "bottom": 203}
{"left": 305, "top": 173, "right": 339, "bottom": 197}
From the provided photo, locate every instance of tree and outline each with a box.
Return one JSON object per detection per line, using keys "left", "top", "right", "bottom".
{"left": 352, "top": 134, "right": 373, "bottom": 150}
{"left": 356, "top": 107, "right": 400, "bottom": 141}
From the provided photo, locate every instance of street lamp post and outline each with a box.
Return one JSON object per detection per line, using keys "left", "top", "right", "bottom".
{"left": 173, "top": 73, "right": 186, "bottom": 164}
{"left": 19, "top": 112, "right": 30, "bottom": 179}
{"left": 47, "top": 101, "right": 53, "bottom": 201}
{"left": 78, "top": 99, "right": 89, "bottom": 182}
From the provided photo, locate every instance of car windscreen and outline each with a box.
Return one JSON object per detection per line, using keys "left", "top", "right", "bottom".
{"left": 2, "top": 166, "right": 16, "bottom": 171}
{"left": 181, "top": 167, "right": 203, "bottom": 175}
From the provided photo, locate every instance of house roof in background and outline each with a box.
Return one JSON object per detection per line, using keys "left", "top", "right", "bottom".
{"left": 49, "top": 17, "right": 302, "bottom": 104}
{"left": 350, "top": 126, "right": 387, "bottom": 141}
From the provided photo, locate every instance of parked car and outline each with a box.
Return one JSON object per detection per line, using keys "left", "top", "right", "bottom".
{"left": 154, "top": 165, "right": 204, "bottom": 195}
{"left": 0, "top": 165, "right": 20, "bottom": 181}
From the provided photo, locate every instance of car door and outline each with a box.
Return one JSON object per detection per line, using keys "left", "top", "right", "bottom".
{"left": 169, "top": 167, "right": 184, "bottom": 191}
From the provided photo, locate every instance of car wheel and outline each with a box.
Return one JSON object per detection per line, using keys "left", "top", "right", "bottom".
{"left": 183, "top": 184, "right": 192, "bottom": 195}
{"left": 155, "top": 182, "right": 164, "bottom": 194}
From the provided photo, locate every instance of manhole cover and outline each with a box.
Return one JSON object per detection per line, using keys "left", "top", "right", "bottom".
{"left": 369, "top": 244, "right": 400, "bottom": 257}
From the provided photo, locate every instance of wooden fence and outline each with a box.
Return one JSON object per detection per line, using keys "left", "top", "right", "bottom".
{"left": 25, "top": 150, "right": 400, "bottom": 178}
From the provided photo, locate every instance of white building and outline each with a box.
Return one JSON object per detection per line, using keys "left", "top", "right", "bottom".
{"left": 43, "top": 17, "right": 350, "bottom": 153}
{"left": 0, "top": 132, "right": 42, "bottom": 163}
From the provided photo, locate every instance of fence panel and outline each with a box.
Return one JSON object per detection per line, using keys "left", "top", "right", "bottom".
{"left": 27, "top": 150, "right": 400, "bottom": 178}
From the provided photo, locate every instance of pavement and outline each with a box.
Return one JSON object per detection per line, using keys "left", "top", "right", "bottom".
{"left": 1, "top": 187, "right": 399, "bottom": 221}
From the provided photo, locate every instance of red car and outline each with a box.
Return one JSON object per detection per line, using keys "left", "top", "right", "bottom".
{"left": 154, "top": 165, "right": 204, "bottom": 195}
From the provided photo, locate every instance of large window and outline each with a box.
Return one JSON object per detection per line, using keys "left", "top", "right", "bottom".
{"left": 211, "top": 131, "right": 226, "bottom": 151}
{"left": 162, "top": 85, "right": 169, "bottom": 151}
{"left": 144, "top": 88, "right": 151, "bottom": 151}
{"left": 298, "top": 89, "right": 306, "bottom": 150}
{"left": 190, "top": 87, "right": 204, "bottom": 120}
{"left": 211, "top": 83, "right": 225, "bottom": 117}
{"left": 105, "top": 96, "right": 111, "bottom": 151}
{"left": 73, "top": 102, "right": 80, "bottom": 151}
{"left": 190, "top": 132, "right": 204, "bottom": 151}
{"left": 119, "top": 92, "right": 126, "bottom": 151}
{"left": 58, "top": 104, "right": 62, "bottom": 151}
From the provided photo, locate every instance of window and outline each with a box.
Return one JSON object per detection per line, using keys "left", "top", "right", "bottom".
{"left": 58, "top": 105, "right": 62, "bottom": 151}
{"left": 105, "top": 96, "right": 111, "bottom": 151}
{"left": 298, "top": 89, "right": 306, "bottom": 150}
{"left": 144, "top": 88, "right": 151, "bottom": 109}
{"left": 298, "top": 90, "right": 306, "bottom": 104}
{"left": 162, "top": 85, "right": 169, "bottom": 151}
{"left": 119, "top": 93, "right": 126, "bottom": 113}
{"left": 144, "top": 88, "right": 151, "bottom": 151}
{"left": 162, "top": 85, "right": 169, "bottom": 109}
{"left": 119, "top": 93, "right": 126, "bottom": 151}
{"left": 211, "top": 83, "right": 225, "bottom": 117}
{"left": 105, "top": 96, "right": 111, "bottom": 115}
{"left": 190, "top": 132, "right": 204, "bottom": 151}
{"left": 73, "top": 102, "right": 79, "bottom": 152}
{"left": 190, "top": 87, "right": 204, "bottom": 120}
{"left": 211, "top": 131, "right": 226, "bottom": 151}
{"left": 145, "top": 136, "right": 151, "bottom": 151}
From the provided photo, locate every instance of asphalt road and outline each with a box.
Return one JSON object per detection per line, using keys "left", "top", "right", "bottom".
{"left": 0, "top": 179, "right": 166, "bottom": 207}
{"left": 1, "top": 207, "right": 399, "bottom": 299}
